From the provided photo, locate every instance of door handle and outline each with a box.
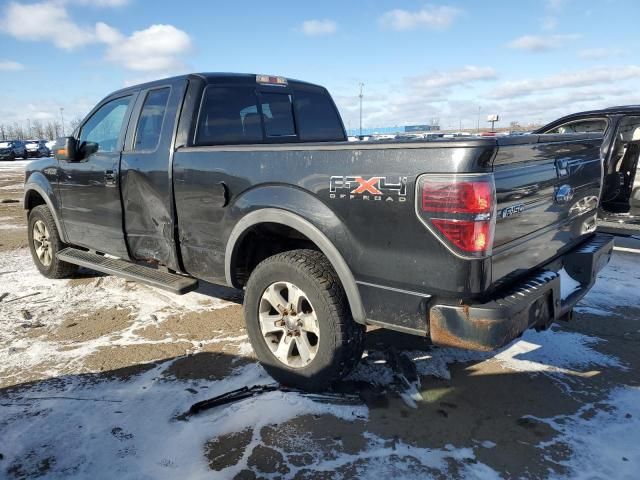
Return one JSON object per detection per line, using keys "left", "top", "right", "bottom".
{"left": 105, "top": 170, "right": 116, "bottom": 186}
{"left": 555, "top": 158, "right": 569, "bottom": 178}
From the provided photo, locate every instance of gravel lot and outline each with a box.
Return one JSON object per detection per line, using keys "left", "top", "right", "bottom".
{"left": 1, "top": 160, "right": 639, "bottom": 479}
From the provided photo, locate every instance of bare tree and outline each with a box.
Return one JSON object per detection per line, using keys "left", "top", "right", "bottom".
{"left": 69, "top": 116, "right": 83, "bottom": 134}
{"left": 32, "top": 120, "right": 45, "bottom": 139}
{"left": 9, "top": 122, "right": 25, "bottom": 140}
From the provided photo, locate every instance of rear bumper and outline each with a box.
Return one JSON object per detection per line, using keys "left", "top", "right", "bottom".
{"left": 429, "top": 233, "right": 614, "bottom": 351}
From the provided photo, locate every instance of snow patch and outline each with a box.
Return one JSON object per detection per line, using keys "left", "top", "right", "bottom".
{"left": 559, "top": 267, "right": 581, "bottom": 300}
{"left": 533, "top": 387, "right": 640, "bottom": 479}
{"left": 0, "top": 359, "right": 367, "bottom": 479}
{"left": 580, "top": 250, "right": 640, "bottom": 314}
{"left": 0, "top": 249, "right": 237, "bottom": 379}
{"left": 494, "top": 327, "right": 623, "bottom": 375}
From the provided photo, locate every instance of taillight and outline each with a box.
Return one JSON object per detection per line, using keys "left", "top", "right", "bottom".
{"left": 421, "top": 181, "right": 493, "bottom": 214}
{"left": 416, "top": 174, "right": 496, "bottom": 257}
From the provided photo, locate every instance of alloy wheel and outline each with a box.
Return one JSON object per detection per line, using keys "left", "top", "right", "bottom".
{"left": 258, "top": 281, "right": 320, "bottom": 368}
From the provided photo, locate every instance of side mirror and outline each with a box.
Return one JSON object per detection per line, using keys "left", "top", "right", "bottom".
{"left": 54, "top": 137, "right": 79, "bottom": 162}
{"left": 79, "top": 141, "right": 99, "bottom": 158}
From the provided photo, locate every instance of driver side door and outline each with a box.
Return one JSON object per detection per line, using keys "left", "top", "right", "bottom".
{"left": 58, "top": 93, "right": 137, "bottom": 258}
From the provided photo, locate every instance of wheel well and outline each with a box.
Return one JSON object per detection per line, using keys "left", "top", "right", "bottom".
{"left": 25, "top": 190, "right": 46, "bottom": 212}
{"left": 232, "top": 222, "right": 317, "bottom": 287}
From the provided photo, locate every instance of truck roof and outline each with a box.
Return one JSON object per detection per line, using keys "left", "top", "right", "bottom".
{"left": 108, "top": 72, "right": 323, "bottom": 98}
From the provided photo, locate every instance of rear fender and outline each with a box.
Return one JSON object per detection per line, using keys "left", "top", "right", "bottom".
{"left": 224, "top": 185, "right": 366, "bottom": 323}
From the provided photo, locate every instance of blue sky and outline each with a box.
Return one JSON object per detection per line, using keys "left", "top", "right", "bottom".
{"left": 1, "top": 0, "right": 639, "bottom": 133}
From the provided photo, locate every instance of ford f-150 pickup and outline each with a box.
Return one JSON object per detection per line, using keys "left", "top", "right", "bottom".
{"left": 24, "top": 73, "right": 613, "bottom": 390}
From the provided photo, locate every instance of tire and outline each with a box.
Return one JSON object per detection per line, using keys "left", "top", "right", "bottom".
{"left": 244, "top": 249, "right": 365, "bottom": 391}
{"left": 28, "top": 205, "right": 78, "bottom": 279}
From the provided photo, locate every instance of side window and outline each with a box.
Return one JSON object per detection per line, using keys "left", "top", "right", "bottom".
{"left": 546, "top": 119, "right": 607, "bottom": 134}
{"left": 195, "top": 86, "right": 262, "bottom": 145}
{"left": 260, "top": 93, "right": 296, "bottom": 137}
{"left": 294, "top": 89, "right": 345, "bottom": 141}
{"left": 79, "top": 96, "right": 131, "bottom": 153}
{"left": 134, "top": 88, "right": 170, "bottom": 151}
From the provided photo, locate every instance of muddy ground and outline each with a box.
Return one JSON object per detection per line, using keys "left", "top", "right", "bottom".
{"left": 1, "top": 160, "right": 639, "bottom": 479}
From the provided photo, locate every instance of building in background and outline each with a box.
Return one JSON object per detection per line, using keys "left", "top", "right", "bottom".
{"left": 346, "top": 124, "right": 440, "bottom": 136}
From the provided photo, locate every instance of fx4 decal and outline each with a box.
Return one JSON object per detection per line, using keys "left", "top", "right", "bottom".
{"left": 329, "top": 176, "right": 408, "bottom": 202}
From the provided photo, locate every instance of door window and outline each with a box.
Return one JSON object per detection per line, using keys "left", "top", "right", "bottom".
{"left": 79, "top": 96, "right": 132, "bottom": 153}
{"left": 134, "top": 88, "right": 170, "bottom": 151}
{"left": 545, "top": 118, "right": 607, "bottom": 134}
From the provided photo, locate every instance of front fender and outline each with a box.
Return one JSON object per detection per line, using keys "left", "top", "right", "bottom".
{"left": 23, "top": 172, "right": 67, "bottom": 243}
{"left": 224, "top": 185, "right": 365, "bottom": 323}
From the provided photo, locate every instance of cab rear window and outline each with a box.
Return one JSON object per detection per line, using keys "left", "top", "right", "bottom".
{"left": 194, "top": 84, "right": 345, "bottom": 145}
{"left": 293, "top": 88, "right": 345, "bottom": 142}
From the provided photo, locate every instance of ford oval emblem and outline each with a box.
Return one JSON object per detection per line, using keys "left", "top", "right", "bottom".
{"left": 555, "top": 184, "right": 574, "bottom": 203}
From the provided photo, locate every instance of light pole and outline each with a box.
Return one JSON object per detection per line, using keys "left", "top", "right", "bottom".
{"left": 476, "top": 106, "right": 481, "bottom": 134}
{"left": 60, "top": 107, "right": 65, "bottom": 137}
{"left": 358, "top": 82, "right": 364, "bottom": 138}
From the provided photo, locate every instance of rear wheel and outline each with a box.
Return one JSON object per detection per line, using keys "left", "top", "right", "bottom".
{"left": 28, "top": 205, "right": 78, "bottom": 279}
{"left": 244, "top": 249, "right": 365, "bottom": 391}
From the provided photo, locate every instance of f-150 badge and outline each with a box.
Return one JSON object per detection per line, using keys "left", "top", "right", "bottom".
{"left": 329, "top": 176, "right": 408, "bottom": 202}
{"left": 500, "top": 203, "right": 525, "bottom": 218}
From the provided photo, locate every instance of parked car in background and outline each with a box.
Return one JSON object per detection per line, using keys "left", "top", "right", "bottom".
{"left": 46, "top": 140, "right": 56, "bottom": 155}
{"left": 25, "top": 140, "right": 50, "bottom": 158}
{"left": 0, "top": 140, "right": 27, "bottom": 161}
{"left": 536, "top": 106, "right": 640, "bottom": 236}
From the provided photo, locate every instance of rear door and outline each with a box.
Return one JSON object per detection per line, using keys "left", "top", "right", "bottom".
{"left": 58, "top": 93, "right": 137, "bottom": 258}
{"left": 120, "top": 80, "right": 186, "bottom": 271}
{"left": 491, "top": 134, "right": 603, "bottom": 284}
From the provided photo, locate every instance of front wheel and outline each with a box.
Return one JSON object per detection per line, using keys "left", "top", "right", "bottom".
{"left": 244, "top": 249, "right": 365, "bottom": 391}
{"left": 28, "top": 205, "right": 78, "bottom": 279}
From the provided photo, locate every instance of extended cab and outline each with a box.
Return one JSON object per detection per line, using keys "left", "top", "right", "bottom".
{"left": 24, "top": 73, "right": 613, "bottom": 390}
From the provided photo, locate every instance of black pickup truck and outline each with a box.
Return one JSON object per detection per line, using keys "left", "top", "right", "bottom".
{"left": 24, "top": 73, "right": 613, "bottom": 390}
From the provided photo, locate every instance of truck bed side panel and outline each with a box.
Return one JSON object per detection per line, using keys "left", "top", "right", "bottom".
{"left": 173, "top": 141, "right": 496, "bottom": 301}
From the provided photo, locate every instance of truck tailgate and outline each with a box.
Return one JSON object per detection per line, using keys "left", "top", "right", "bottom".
{"left": 491, "top": 133, "right": 603, "bottom": 286}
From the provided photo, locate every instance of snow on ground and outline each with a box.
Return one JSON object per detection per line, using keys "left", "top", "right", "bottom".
{"left": 576, "top": 249, "right": 640, "bottom": 315}
{"left": 494, "top": 327, "right": 624, "bottom": 375}
{"left": 0, "top": 230, "right": 639, "bottom": 477}
{"left": 0, "top": 249, "right": 236, "bottom": 382}
{"left": 0, "top": 183, "right": 22, "bottom": 190}
{"left": 0, "top": 159, "right": 30, "bottom": 172}
{"left": 1, "top": 361, "right": 364, "bottom": 479}
{"left": 532, "top": 386, "right": 640, "bottom": 480}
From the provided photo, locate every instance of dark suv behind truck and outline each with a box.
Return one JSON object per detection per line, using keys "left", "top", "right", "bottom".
{"left": 23, "top": 73, "right": 613, "bottom": 390}
{"left": 0, "top": 140, "right": 27, "bottom": 161}
{"left": 536, "top": 106, "right": 640, "bottom": 236}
